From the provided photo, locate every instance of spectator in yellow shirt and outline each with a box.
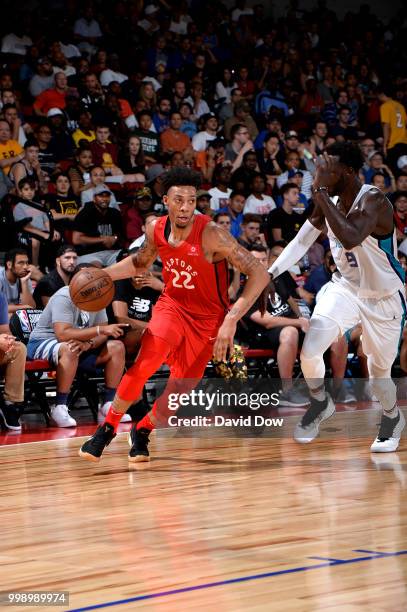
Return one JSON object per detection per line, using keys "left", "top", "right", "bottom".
{"left": 72, "top": 110, "right": 95, "bottom": 147}
{"left": 378, "top": 85, "right": 407, "bottom": 171}
{"left": 0, "top": 120, "right": 23, "bottom": 174}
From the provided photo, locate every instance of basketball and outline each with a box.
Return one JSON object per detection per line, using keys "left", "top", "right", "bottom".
{"left": 69, "top": 268, "right": 115, "bottom": 312}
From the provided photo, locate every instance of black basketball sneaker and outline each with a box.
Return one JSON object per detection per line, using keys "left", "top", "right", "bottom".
{"left": 128, "top": 426, "right": 151, "bottom": 462}
{"left": 79, "top": 423, "right": 116, "bottom": 462}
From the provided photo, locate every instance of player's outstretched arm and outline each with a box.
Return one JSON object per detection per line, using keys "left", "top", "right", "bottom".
{"left": 203, "top": 224, "right": 270, "bottom": 361}
{"left": 105, "top": 221, "right": 159, "bottom": 281}
{"left": 268, "top": 219, "right": 322, "bottom": 279}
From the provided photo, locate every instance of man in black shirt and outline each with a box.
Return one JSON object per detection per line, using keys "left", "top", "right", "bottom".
{"left": 33, "top": 245, "right": 78, "bottom": 308}
{"left": 72, "top": 184, "right": 124, "bottom": 266}
{"left": 267, "top": 182, "right": 305, "bottom": 245}
{"left": 242, "top": 245, "right": 309, "bottom": 406}
{"left": 111, "top": 266, "right": 163, "bottom": 356}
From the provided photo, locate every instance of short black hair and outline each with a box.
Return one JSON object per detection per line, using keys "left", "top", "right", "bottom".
{"left": 281, "top": 182, "right": 299, "bottom": 196}
{"left": 56, "top": 245, "right": 77, "bottom": 258}
{"left": 5, "top": 247, "right": 29, "bottom": 266}
{"left": 325, "top": 141, "right": 364, "bottom": 172}
{"left": 162, "top": 167, "right": 201, "bottom": 193}
{"left": 18, "top": 177, "right": 36, "bottom": 191}
{"left": 214, "top": 211, "right": 230, "bottom": 223}
{"left": 248, "top": 244, "right": 268, "bottom": 253}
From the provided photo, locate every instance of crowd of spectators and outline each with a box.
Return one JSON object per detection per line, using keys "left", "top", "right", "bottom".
{"left": 0, "top": 0, "right": 407, "bottom": 428}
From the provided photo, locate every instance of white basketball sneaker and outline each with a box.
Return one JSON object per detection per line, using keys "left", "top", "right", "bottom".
{"left": 294, "top": 394, "right": 335, "bottom": 443}
{"left": 98, "top": 402, "right": 131, "bottom": 423}
{"left": 370, "top": 410, "right": 405, "bottom": 453}
{"left": 51, "top": 404, "right": 77, "bottom": 428}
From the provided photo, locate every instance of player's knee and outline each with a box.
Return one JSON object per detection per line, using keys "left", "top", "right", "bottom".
{"left": 280, "top": 326, "right": 299, "bottom": 346}
{"left": 107, "top": 340, "right": 126, "bottom": 360}
{"left": 59, "top": 343, "right": 78, "bottom": 360}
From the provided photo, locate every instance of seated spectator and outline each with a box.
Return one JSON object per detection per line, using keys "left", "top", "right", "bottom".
{"left": 133, "top": 111, "right": 160, "bottom": 164}
{"left": 34, "top": 124, "right": 59, "bottom": 178}
{"left": 254, "top": 114, "right": 284, "bottom": 150}
{"left": 80, "top": 165, "right": 120, "bottom": 209}
{"left": 224, "top": 123, "right": 253, "bottom": 167}
{"left": 27, "top": 282, "right": 128, "bottom": 427}
{"left": 0, "top": 248, "right": 35, "bottom": 313}
{"left": 152, "top": 97, "right": 171, "bottom": 133}
{"left": 72, "top": 184, "right": 124, "bottom": 266}
{"left": 100, "top": 54, "right": 128, "bottom": 87}
{"left": 118, "top": 135, "right": 146, "bottom": 174}
{"left": 218, "top": 87, "right": 243, "bottom": 122}
{"left": 196, "top": 190, "right": 213, "bottom": 216}
{"left": 47, "top": 108, "right": 75, "bottom": 162}
{"left": 230, "top": 150, "right": 259, "bottom": 194}
{"left": 303, "top": 250, "right": 336, "bottom": 304}
{"left": 144, "top": 164, "right": 166, "bottom": 211}
{"left": 194, "top": 137, "right": 226, "bottom": 183}
{"left": 51, "top": 49, "right": 76, "bottom": 78}
{"left": 393, "top": 191, "right": 407, "bottom": 245}
{"left": 80, "top": 72, "right": 105, "bottom": 115}
{"left": 276, "top": 151, "right": 313, "bottom": 200}
{"left": 171, "top": 79, "right": 187, "bottom": 109}
{"left": 266, "top": 183, "right": 306, "bottom": 245}
{"left": 2, "top": 103, "right": 31, "bottom": 146}
{"left": 179, "top": 102, "right": 198, "bottom": 139}
{"left": 213, "top": 211, "right": 231, "bottom": 232}
{"left": 236, "top": 65, "right": 256, "bottom": 101}
{"left": 331, "top": 106, "right": 359, "bottom": 141}
{"left": 0, "top": 119, "right": 23, "bottom": 175}
{"left": 33, "top": 72, "right": 68, "bottom": 117}
{"left": 241, "top": 245, "right": 309, "bottom": 406}
{"left": 121, "top": 187, "right": 154, "bottom": 246}
{"left": 275, "top": 170, "right": 309, "bottom": 212}
{"left": 224, "top": 100, "right": 259, "bottom": 142}
{"left": 256, "top": 132, "right": 283, "bottom": 182}
{"left": 13, "top": 178, "right": 62, "bottom": 267}
{"left": 237, "top": 214, "right": 266, "bottom": 249}
{"left": 160, "top": 111, "right": 191, "bottom": 155}
{"left": 371, "top": 171, "right": 396, "bottom": 194}
{"left": 191, "top": 113, "right": 218, "bottom": 152}
{"left": 33, "top": 246, "right": 78, "bottom": 308}
{"left": 244, "top": 173, "right": 276, "bottom": 216}
{"left": 0, "top": 292, "right": 27, "bottom": 431}
{"left": 185, "top": 81, "right": 210, "bottom": 120}
{"left": 299, "top": 76, "right": 324, "bottom": 118}
{"left": 28, "top": 57, "right": 55, "bottom": 98}
{"left": 215, "top": 67, "right": 238, "bottom": 105}
{"left": 208, "top": 165, "right": 232, "bottom": 210}
{"left": 112, "top": 255, "right": 163, "bottom": 357}
{"left": 218, "top": 190, "right": 245, "bottom": 238}
{"left": 9, "top": 138, "right": 48, "bottom": 194}
{"left": 90, "top": 124, "right": 121, "bottom": 175}
{"left": 73, "top": 5, "right": 103, "bottom": 58}
{"left": 68, "top": 146, "right": 94, "bottom": 197}
{"left": 361, "top": 151, "right": 394, "bottom": 189}
{"left": 72, "top": 111, "right": 95, "bottom": 147}
{"left": 47, "top": 172, "right": 80, "bottom": 233}
{"left": 309, "top": 120, "right": 328, "bottom": 157}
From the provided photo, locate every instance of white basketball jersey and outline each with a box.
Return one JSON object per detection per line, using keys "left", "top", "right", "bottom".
{"left": 327, "top": 184, "right": 405, "bottom": 299}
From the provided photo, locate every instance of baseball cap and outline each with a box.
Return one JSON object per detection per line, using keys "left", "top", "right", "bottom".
{"left": 397, "top": 155, "right": 407, "bottom": 170}
{"left": 135, "top": 186, "right": 152, "bottom": 199}
{"left": 288, "top": 169, "right": 303, "bottom": 178}
{"left": 145, "top": 164, "right": 165, "bottom": 184}
{"left": 37, "top": 56, "right": 51, "bottom": 65}
{"left": 47, "top": 107, "right": 64, "bottom": 118}
{"left": 285, "top": 130, "right": 298, "bottom": 139}
{"left": 197, "top": 190, "right": 211, "bottom": 199}
{"left": 201, "top": 112, "right": 217, "bottom": 124}
{"left": 94, "top": 184, "right": 112, "bottom": 196}
{"left": 145, "top": 4, "right": 159, "bottom": 15}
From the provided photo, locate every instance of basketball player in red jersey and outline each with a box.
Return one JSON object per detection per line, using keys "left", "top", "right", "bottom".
{"left": 79, "top": 168, "right": 270, "bottom": 462}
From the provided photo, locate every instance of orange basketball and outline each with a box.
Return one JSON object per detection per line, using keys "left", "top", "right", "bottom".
{"left": 69, "top": 268, "right": 115, "bottom": 312}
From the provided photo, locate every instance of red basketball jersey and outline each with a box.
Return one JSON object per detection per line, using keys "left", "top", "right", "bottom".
{"left": 153, "top": 214, "right": 229, "bottom": 319}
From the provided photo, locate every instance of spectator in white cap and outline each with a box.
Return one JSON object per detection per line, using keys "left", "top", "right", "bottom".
{"left": 397, "top": 156, "right": 407, "bottom": 173}
{"left": 137, "top": 5, "right": 160, "bottom": 34}
{"left": 73, "top": 184, "right": 124, "bottom": 266}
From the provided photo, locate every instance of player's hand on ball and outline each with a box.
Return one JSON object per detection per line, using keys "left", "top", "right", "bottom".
{"left": 213, "top": 319, "right": 236, "bottom": 362}
{"left": 99, "top": 323, "right": 128, "bottom": 338}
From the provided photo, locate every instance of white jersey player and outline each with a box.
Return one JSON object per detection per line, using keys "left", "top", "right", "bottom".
{"left": 269, "top": 143, "right": 406, "bottom": 452}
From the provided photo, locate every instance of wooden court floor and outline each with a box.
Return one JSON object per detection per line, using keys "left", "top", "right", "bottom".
{"left": 0, "top": 406, "right": 406, "bottom": 612}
